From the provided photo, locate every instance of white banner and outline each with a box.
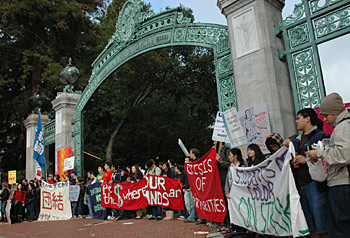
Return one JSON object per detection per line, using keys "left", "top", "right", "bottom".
{"left": 63, "top": 156, "right": 75, "bottom": 171}
{"left": 212, "top": 112, "right": 230, "bottom": 143}
{"left": 228, "top": 146, "right": 309, "bottom": 237}
{"left": 38, "top": 181, "right": 72, "bottom": 221}
{"left": 222, "top": 108, "right": 247, "bottom": 147}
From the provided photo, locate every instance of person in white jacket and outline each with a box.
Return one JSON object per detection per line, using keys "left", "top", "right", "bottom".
{"left": 307, "top": 92, "right": 350, "bottom": 238}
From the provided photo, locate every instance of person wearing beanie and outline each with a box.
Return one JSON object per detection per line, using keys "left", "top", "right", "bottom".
{"left": 307, "top": 92, "right": 350, "bottom": 238}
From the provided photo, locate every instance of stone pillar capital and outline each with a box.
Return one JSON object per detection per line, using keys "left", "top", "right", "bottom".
{"left": 217, "top": 0, "right": 285, "bottom": 16}
{"left": 52, "top": 92, "right": 81, "bottom": 111}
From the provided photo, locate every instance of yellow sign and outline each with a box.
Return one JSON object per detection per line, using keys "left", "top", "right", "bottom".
{"left": 8, "top": 170, "right": 16, "bottom": 184}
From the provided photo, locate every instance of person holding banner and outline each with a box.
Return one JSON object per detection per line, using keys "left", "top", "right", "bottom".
{"left": 284, "top": 108, "right": 329, "bottom": 238}
{"left": 306, "top": 93, "right": 350, "bottom": 238}
{"left": 223, "top": 148, "right": 248, "bottom": 234}
{"left": 265, "top": 133, "right": 284, "bottom": 156}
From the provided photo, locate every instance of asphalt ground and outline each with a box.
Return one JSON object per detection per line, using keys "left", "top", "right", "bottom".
{"left": 0, "top": 217, "right": 212, "bottom": 238}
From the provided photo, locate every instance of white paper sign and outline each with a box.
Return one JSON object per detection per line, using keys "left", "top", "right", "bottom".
{"left": 69, "top": 185, "right": 80, "bottom": 202}
{"left": 228, "top": 146, "right": 309, "bottom": 237}
{"left": 212, "top": 112, "right": 230, "bottom": 143}
{"left": 38, "top": 182, "right": 72, "bottom": 221}
{"left": 222, "top": 108, "right": 248, "bottom": 147}
{"left": 238, "top": 103, "right": 271, "bottom": 154}
{"left": 63, "top": 156, "right": 75, "bottom": 171}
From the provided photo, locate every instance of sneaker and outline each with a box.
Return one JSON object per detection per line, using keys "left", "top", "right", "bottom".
{"left": 107, "top": 215, "right": 115, "bottom": 220}
{"left": 148, "top": 216, "right": 156, "bottom": 220}
{"left": 77, "top": 215, "right": 82, "bottom": 219}
{"left": 156, "top": 216, "right": 162, "bottom": 220}
{"left": 178, "top": 216, "right": 185, "bottom": 221}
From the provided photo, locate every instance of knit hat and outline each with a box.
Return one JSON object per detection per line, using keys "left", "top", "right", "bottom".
{"left": 320, "top": 93, "right": 344, "bottom": 115}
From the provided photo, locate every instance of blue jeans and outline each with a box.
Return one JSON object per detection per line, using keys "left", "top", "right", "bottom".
{"left": 1, "top": 201, "right": 7, "bottom": 220}
{"left": 86, "top": 195, "right": 93, "bottom": 217}
{"left": 27, "top": 203, "right": 35, "bottom": 220}
{"left": 152, "top": 206, "right": 162, "bottom": 218}
{"left": 184, "top": 190, "right": 197, "bottom": 222}
{"left": 328, "top": 185, "right": 350, "bottom": 238}
{"left": 298, "top": 181, "right": 328, "bottom": 233}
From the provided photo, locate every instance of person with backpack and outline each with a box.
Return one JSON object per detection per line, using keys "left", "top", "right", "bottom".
{"left": 306, "top": 93, "right": 350, "bottom": 238}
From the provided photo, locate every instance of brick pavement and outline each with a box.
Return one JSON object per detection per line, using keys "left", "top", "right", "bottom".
{"left": 0, "top": 217, "right": 212, "bottom": 238}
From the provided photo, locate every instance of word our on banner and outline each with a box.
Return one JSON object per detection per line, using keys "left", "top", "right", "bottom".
{"left": 228, "top": 146, "right": 309, "bottom": 237}
{"left": 38, "top": 181, "right": 72, "bottom": 221}
{"left": 88, "top": 182, "right": 107, "bottom": 219}
{"left": 222, "top": 108, "right": 247, "bottom": 147}
{"left": 69, "top": 185, "right": 80, "bottom": 202}
{"left": 8, "top": 170, "right": 16, "bottom": 184}
{"left": 212, "top": 112, "right": 230, "bottom": 143}
{"left": 101, "top": 175, "right": 184, "bottom": 211}
{"left": 185, "top": 148, "right": 227, "bottom": 223}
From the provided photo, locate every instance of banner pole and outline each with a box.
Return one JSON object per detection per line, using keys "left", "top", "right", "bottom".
{"left": 218, "top": 142, "right": 223, "bottom": 156}
{"left": 240, "top": 145, "right": 247, "bottom": 161}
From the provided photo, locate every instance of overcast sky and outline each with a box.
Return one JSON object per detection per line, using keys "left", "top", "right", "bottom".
{"left": 145, "top": 0, "right": 350, "bottom": 103}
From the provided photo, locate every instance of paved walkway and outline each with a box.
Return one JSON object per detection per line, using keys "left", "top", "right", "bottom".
{"left": 0, "top": 217, "right": 212, "bottom": 238}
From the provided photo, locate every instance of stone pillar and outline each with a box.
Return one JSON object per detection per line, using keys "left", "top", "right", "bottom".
{"left": 24, "top": 113, "right": 50, "bottom": 180}
{"left": 217, "top": 0, "right": 296, "bottom": 138}
{"left": 52, "top": 92, "right": 81, "bottom": 171}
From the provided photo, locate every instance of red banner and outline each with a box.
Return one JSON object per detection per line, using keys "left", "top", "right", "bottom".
{"left": 316, "top": 103, "right": 350, "bottom": 135}
{"left": 101, "top": 175, "right": 184, "bottom": 210}
{"left": 185, "top": 148, "right": 227, "bottom": 223}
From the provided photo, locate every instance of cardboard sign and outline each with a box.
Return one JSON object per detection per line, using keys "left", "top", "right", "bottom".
{"left": 64, "top": 156, "right": 75, "bottom": 171}
{"left": 8, "top": 170, "right": 16, "bottom": 184}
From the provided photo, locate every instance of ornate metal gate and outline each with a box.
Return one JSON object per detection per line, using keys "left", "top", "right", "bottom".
{"left": 72, "top": 0, "right": 236, "bottom": 176}
{"left": 276, "top": 0, "right": 350, "bottom": 112}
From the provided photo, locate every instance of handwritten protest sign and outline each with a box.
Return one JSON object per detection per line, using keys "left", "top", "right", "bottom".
{"left": 8, "top": 170, "right": 16, "bottom": 184}
{"left": 64, "top": 156, "right": 75, "bottom": 171}
{"left": 212, "top": 112, "right": 230, "bottom": 143}
{"left": 38, "top": 181, "right": 72, "bottom": 221}
{"left": 185, "top": 148, "right": 227, "bottom": 223}
{"left": 228, "top": 146, "right": 309, "bottom": 237}
{"left": 222, "top": 108, "right": 247, "bottom": 147}
{"left": 88, "top": 182, "right": 107, "bottom": 219}
{"left": 69, "top": 185, "right": 80, "bottom": 202}
{"left": 101, "top": 175, "right": 184, "bottom": 210}
{"left": 238, "top": 103, "right": 271, "bottom": 154}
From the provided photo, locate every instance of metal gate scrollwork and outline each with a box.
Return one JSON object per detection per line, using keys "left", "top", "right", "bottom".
{"left": 72, "top": 0, "right": 237, "bottom": 176}
{"left": 276, "top": 0, "right": 350, "bottom": 112}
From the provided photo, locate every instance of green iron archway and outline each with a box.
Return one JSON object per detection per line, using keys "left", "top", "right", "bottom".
{"left": 73, "top": 0, "right": 237, "bottom": 176}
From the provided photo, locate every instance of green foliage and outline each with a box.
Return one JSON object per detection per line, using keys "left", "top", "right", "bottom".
{"left": 83, "top": 45, "right": 218, "bottom": 171}
{"left": 0, "top": 0, "right": 107, "bottom": 172}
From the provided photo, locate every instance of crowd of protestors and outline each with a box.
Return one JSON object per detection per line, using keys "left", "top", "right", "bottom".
{"left": 0, "top": 92, "right": 349, "bottom": 238}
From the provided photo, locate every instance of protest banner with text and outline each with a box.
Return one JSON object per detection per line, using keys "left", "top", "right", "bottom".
{"left": 38, "top": 181, "right": 72, "bottom": 221}
{"left": 101, "top": 175, "right": 184, "bottom": 210}
{"left": 88, "top": 182, "right": 107, "bottom": 219}
{"left": 228, "top": 146, "right": 309, "bottom": 237}
{"left": 185, "top": 148, "right": 227, "bottom": 223}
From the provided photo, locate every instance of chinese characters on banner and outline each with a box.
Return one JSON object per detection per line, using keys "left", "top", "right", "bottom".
{"left": 101, "top": 175, "right": 184, "bottom": 211}
{"left": 38, "top": 181, "right": 72, "bottom": 221}
{"left": 228, "top": 146, "right": 309, "bottom": 237}
{"left": 185, "top": 148, "right": 227, "bottom": 223}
